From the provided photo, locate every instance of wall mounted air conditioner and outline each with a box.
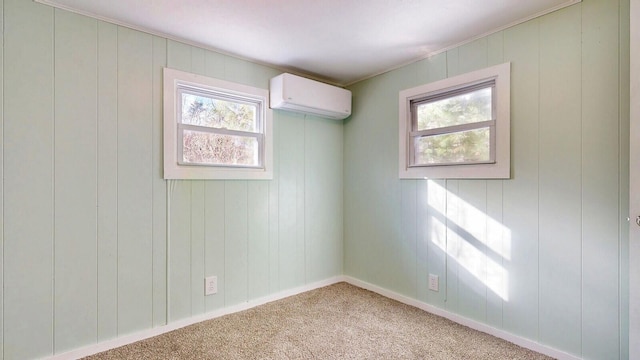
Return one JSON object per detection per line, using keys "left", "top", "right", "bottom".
{"left": 269, "top": 73, "right": 352, "bottom": 120}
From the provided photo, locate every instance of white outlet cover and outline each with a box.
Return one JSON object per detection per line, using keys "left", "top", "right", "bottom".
{"left": 428, "top": 274, "right": 439, "bottom": 292}
{"left": 205, "top": 276, "right": 217, "bottom": 296}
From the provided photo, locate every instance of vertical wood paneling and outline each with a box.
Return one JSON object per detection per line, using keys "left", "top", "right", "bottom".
{"left": 330, "top": 118, "right": 345, "bottom": 278}
{"left": 3, "top": 0, "right": 54, "bottom": 358}
{"left": 387, "top": 63, "right": 421, "bottom": 297}
{"left": 223, "top": 57, "right": 249, "bottom": 84}
{"left": 166, "top": 39, "right": 192, "bottom": 322}
{"left": 151, "top": 35, "right": 168, "bottom": 327}
{"left": 618, "top": 0, "right": 631, "bottom": 357}
{"left": 203, "top": 52, "right": 226, "bottom": 311}
{"left": 538, "top": 6, "right": 582, "bottom": 355}
{"left": 0, "top": 0, "right": 4, "bottom": 355}
{"left": 446, "top": 48, "right": 460, "bottom": 77}
{"left": 345, "top": 79, "right": 378, "bottom": 284}
{"left": 581, "top": 0, "right": 621, "bottom": 358}
{"left": 278, "top": 112, "right": 305, "bottom": 289}
{"left": 167, "top": 40, "right": 192, "bottom": 71}
{"left": 205, "top": 50, "right": 225, "bottom": 80}
{"left": 426, "top": 52, "right": 448, "bottom": 83}
{"left": 190, "top": 181, "right": 205, "bottom": 315}
{"left": 456, "top": 39, "right": 489, "bottom": 324}
{"left": 189, "top": 46, "right": 206, "bottom": 316}
{"left": 97, "top": 21, "right": 118, "bottom": 341}
{"left": 485, "top": 180, "right": 504, "bottom": 328}
{"left": 191, "top": 47, "right": 205, "bottom": 75}
{"left": 224, "top": 181, "right": 248, "bottom": 305}
{"left": 341, "top": 79, "right": 359, "bottom": 276}
{"left": 501, "top": 20, "right": 540, "bottom": 341}
{"left": 458, "top": 38, "right": 488, "bottom": 73}
{"left": 485, "top": 31, "right": 504, "bottom": 330}
{"left": 400, "top": 181, "right": 417, "bottom": 297}
{"left": 248, "top": 182, "right": 269, "bottom": 298}
{"left": 229, "top": 55, "right": 278, "bottom": 89}
{"left": 116, "top": 27, "right": 153, "bottom": 334}
{"left": 367, "top": 71, "right": 405, "bottom": 292}
{"left": 424, "top": 55, "right": 448, "bottom": 308}
{"left": 204, "top": 182, "right": 225, "bottom": 311}
{"left": 53, "top": 10, "right": 98, "bottom": 353}
{"left": 487, "top": 32, "right": 504, "bottom": 67}
{"left": 268, "top": 114, "right": 280, "bottom": 293}
{"left": 383, "top": 48, "right": 414, "bottom": 295}
{"left": 295, "top": 119, "right": 306, "bottom": 285}
{"left": 344, "top": 78, "right": 382, "bottom": 284}
{"left": 168, "top": 182, "right": 191, "bottom": 320}
{"left": 304, "top": 118, "right": 316, "bottom": 284}
{"left": 456, "top": 181, "right": 488, "bottom": 323}
{"left": 445, "top": 180, "right": 459, "bottom": 312}
{"left": 426, "top": 180, "right": 447, "bottom": 307}
{"left": 305, "top": 118, "right": 343, "bottom": 283}
{"left": 411, "top": 40, "right": 429, "bottom": 298}
{"left": 416, "top": 180, "right": 428, "bottom": 303}
{"left": 343, "top": 80, "right": 374, "bottom": 283}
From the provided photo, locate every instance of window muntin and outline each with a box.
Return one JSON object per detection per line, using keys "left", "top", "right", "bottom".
{"left": 163, "top": 67, "right": 273, "bottom": 180}
{"left": 409, "top": 81, "right": 496, "bottom": 167}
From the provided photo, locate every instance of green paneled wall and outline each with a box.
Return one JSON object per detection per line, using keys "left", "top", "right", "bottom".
{"left": 0, "top": 1, "right": 343, "bottom": 359}
{"left": 0, "top": 0, "right": 630, "bottom": 359}
{"left": 344, "top": 1, "right": 629, "bottom": 359}
{"left": 4, "top": 0, "right": 54, "bottom": 357}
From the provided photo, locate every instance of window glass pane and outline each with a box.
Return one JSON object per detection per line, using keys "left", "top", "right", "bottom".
{"left": 414, "top": 127, "right": 491, "bottom": 165}
{"left": 182, "top": 130, "right": 259, "bottom": 166}
{"left": 181, "top": 92, "right": 257, "bottom": 132}
{"left": 416, "top": 87, "right": 492, "bottom": 131}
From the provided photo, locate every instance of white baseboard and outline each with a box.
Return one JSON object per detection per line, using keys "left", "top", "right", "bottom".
{"left": 343, "top": 276, "right": 582, "bottom": 360}
{"left": 46, "top": 276, "right": 346, "bottom": 360}
{"left": 47, "top": 275, "right": 581, "bottom": 360}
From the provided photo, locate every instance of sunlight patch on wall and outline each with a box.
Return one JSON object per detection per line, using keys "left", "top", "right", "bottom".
{"left": 427, "top": 180, "right": 511, "bottom": 301}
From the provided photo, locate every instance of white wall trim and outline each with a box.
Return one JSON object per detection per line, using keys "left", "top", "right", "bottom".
{"left": 46, "top": 275, "right": 581, "bottom": 360}
{"left": 342, "top": 276, "right": 583, "bottom": 360}
{"left": 45, "top": 276, "right": 346, "bottom": 360}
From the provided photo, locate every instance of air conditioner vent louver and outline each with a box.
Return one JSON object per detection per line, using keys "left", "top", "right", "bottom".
{"left": 269, "top": 73, "right": 352, "bottom": 120}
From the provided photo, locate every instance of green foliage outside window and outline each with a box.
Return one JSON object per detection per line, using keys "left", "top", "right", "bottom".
{"left": 180, "top": 92, "right": 259, "bottom": 166}
{"left": 414, "top": 87, "right": 492, "bottom": 165}
{"left": 415, "top": 128, "right": 490, "bottom": 164}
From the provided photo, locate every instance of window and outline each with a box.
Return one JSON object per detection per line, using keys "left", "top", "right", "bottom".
{"left": 164, "top": 68, "right": 273, "bottom": 179}
{"left": 399, "top": 62, "right": 510, "bottom": 179}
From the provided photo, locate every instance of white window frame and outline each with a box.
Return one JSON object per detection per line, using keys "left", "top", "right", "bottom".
{"left": 163, "top": 68, "right": 273, "bottom": 180}
{"left": 399, "top": 62, "right": 511, "bottom": 179}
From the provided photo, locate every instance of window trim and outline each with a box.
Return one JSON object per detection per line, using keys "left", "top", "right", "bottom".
{"left": 399, "top": 62, "right": 510, "bottom": 179}
{"left": 163, "top": 67, "right": 273, "bottom": 180}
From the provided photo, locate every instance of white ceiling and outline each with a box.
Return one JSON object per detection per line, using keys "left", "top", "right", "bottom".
{"left": 38, "top": 0, "right": 578, "bottom": 86}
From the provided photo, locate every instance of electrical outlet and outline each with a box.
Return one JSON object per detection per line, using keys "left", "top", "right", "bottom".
{"left": 205, "top": 276, "right": 217, "bottom": 295}
{"left": 428, "top": 274, "right": 439, "bottom": 292}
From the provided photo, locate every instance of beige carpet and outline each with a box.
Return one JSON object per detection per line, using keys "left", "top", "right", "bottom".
{"left": 85, "top": 283, "right": 552, "bottom": 359}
